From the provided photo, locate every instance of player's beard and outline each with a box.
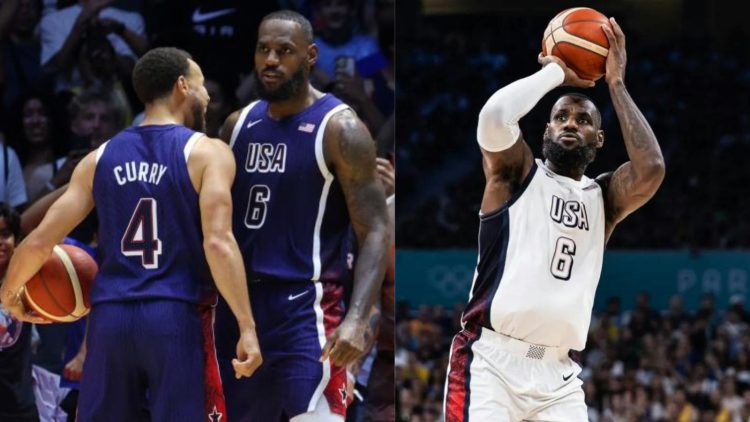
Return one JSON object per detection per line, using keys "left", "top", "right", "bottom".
{"left": 542, "top": 133, "right": 597, "bottom": 173}
{"left": 255, "top": 66, "right": 306, "bottom": 102}
{"left": 188, "top": 98, "right": 206, "bottom": 133}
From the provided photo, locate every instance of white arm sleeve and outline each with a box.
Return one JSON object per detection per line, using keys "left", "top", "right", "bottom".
{"left": 477, "top": 63, "right": 565, "bottom": 152}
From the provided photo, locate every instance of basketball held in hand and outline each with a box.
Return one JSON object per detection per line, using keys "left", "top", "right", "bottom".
{"left": 542, "top": 7, "right": 612, "bottom": 81}
{"left": 23, "top": 244, "right": 97, "bottom": 323}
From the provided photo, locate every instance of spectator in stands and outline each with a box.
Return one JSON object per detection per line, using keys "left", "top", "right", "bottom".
{"left": 0, "top": 0, "right": 54, "bottom": 110}
{"left": 0, "top": 203, "right": 37, "bottom": 421}
{"left": 311, "top": 0, "right": 386, "bottom": 82}
{"left": 0, "top": 131, "right": 28, "bottom": 210}
{"left": 40, "top": 0, "right": 147, "bottom": 93}
{"left": 6, "top": 92, "right": 68, "bottom": 200}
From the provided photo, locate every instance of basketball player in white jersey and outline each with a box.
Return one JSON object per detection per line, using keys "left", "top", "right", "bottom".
{"left": 443, "top": 18, "right": 665, "bottom": 421}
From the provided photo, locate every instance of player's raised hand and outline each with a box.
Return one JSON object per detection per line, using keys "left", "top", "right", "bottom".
{"left": 232, "top": 328, "right": 263, "bottom": 378}
{"left": 538, "top": 53, "right": 595, "bottom": 88}
{"left": 320, "top": 317, "right": 368, "bottom": 367}
{"left": 601, "top": 17, "right": 626, "bottom": 85}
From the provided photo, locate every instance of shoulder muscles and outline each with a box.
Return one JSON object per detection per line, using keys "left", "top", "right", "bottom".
{"left": 325, "top": 109, "right": 386, "bottom": 236}
{"left": 219, "top": 109, "right": 243, "bottom": 145}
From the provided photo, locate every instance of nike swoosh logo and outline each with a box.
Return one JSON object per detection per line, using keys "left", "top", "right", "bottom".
{"left": 562, "top": 372, "right": 575, "bottom": 381}
{"left": 192, "top": 8, "right": 236, "bottom": 24}
{"left": 246, "top": 119, "right": 262, "bottom": 129}
{"left": 288, "top": 291, "right": 309, "bottom": 301}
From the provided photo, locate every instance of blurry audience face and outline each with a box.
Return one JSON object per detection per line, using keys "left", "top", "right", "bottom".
{"left": 254, "top": 19, "right": 313, "bottom": 102}
{"left": 22, "top": 98, "right": 50, "bottom": 145}
{"left": 0, "top": 217, "right": 17, "bottom": 270}
{"left": 317, "top": 0, "right": 353, "bottom": 32}
{"left": 12, "top": 0, "right": 40, "bottom": 37}
{"left": 205, "top": 79, "right": 226, "bottom": 117}
{"left": 83, "top": 34, "right": 116, "bottom": 79}
{"left": 71, "top": 100, "right": 116, "bottom": 147}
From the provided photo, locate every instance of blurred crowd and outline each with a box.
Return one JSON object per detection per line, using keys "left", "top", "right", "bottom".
{"left": 397, "top": 293, "right": 750, "bottom": 421}
{"left": 397, "top": 10, "right": 750, "bottom": 250}
{"left": 0, "top": 0, "right": 394, "bottom": 419}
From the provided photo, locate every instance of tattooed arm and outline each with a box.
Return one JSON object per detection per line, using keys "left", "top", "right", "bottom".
{"left": 347, "top": 299, "right": 382, "bottom": 378}
{"left": 598, "top": 18, "right": 665, "bottom": 241}
{"left": 320, "top": 109, "right": 389, "bottom": 367}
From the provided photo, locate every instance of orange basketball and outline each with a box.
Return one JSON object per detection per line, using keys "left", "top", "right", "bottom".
{"left": 23, "top": 244, "right": 97, "bottom": 323}
{"left": 542, "top": 7, "right": 612, "bottom": 81}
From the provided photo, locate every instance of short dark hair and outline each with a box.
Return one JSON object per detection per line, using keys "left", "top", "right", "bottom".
{"left": 68, "top": 87, "right": 123, "bottom": 126}
{"left": 261, "top": 10, "right": 314, "bottom": 44}
{"left": 132, "top": 47, "right": 193, "bottom": 104}
{"left": 0, "top": 203, "right": 21, "bottom": 240}
{"left": 553, "top": 93, "right": 602, "bottom": 128}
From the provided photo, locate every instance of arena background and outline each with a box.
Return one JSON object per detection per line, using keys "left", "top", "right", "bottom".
{"left": 396, "top": 0, "right": 750, "bottom": 420}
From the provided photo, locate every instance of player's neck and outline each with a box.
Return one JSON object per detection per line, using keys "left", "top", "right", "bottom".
{"left": 140, "top": 104, "right": 183, "bottom": 127}
{"left": 544, "top": 159, "right": 585, "bottom": 181}
{"left": 266, "top": 84, "right": 322, "bottom": 120}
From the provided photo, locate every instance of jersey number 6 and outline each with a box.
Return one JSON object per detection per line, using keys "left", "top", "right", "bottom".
{"left": 245, "top": 185, "right": 271, "bottom": 229}
{"left": 550, "top": 236, "right": 576, "bottom": 280}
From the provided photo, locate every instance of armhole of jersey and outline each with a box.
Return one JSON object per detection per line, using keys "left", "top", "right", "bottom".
{"left": 314, "top": 104, "right": 350, "bottom": 179}
{"left": 228, "top": 101, "right": 260, "bottom": 149}
{"left": 184, "top": 132, "right": 205, "bottom": 163}
{"left": 95, "top": 140, "right": 110, "bottom": 164}
{"left": 479, "top": 161, "right": 538, "bottom": 221}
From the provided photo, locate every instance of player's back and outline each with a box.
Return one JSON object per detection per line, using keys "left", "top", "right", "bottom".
{"left": 91, "top": 124, "right": 211, "bottom": 304}
{"left": 229, "top": 94, "right": 352, "bottom": 283}
{"left": 463, "top": 159, "right": 605, "bottom": 351}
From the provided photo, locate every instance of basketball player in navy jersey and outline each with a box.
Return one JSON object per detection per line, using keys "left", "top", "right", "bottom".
{"left": 443, "top": 19, "right": 665, "bottom": 421}
{"left": 215, "top": 10, "right": 389, "bottom": 422}
{"left": 1, "top": 47, "right": 262, "bottom": 422}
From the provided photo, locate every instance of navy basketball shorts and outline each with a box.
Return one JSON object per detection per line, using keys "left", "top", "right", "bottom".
{"left": 77, "top": 300, "right": 225, "bottom": 422}
{"left": 214, "top": 280, "right": 347, "bottom": 421}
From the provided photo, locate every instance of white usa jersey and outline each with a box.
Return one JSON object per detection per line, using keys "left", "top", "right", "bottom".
{"left": 462, "top": 159, "right": 605, "bottom": 351}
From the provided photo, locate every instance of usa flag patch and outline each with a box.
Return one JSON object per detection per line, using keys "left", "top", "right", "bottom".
{"left": 298, "top": 122, "right": 315, "bottom": 133}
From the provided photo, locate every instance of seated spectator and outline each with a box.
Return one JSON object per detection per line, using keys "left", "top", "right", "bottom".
{"left": 6, "top": 92, "right": 68, "bottom": 201}
{"left": 0, "top": 0, "right": 55, "bottom": 110}
{"left": 0, "top": 131, "right": 28, "bottom": 210}
{"left": 29, "top": 86, "right": 124, "bottom": 202}
{"left": 0, "top": 203, "right": 38, "bottom": 421}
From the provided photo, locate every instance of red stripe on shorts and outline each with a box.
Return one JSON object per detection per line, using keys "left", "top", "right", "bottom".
{"left": 320, "top": 282, "right": 348, "bottom": 416}
{"left": 200, "top": 304, "right": 227, "bottom": 422}
{"left": 445, "top": 329, "right": 480, "bottom": 422}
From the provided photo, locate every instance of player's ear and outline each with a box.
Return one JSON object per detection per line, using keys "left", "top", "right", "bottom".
{"left": 175, "top": 75, "right": 189, "bottom": 98}
{"left": 596, "top": 129, "right": 604, "bottom": 148}
{"left": 544, "top": 123, "right": 550, "bottom": 138}
{"left": 307, "top": 43, "right": 318, "bottom": 69}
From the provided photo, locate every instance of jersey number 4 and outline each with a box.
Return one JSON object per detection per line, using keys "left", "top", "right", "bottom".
{"left": 121, "top": 198, "right": 162, "bottom": 269}
{"left": 550, "top": 237, "right": 576, "bottom": 280}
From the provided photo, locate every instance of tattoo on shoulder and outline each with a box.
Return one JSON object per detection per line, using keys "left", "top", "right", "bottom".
{"left": 334, "top": 111, "right": 375, "bottom": 169}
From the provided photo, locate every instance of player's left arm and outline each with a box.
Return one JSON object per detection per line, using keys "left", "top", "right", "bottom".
{"left": 598, "top": 18, "right": 665, "bottom": 241}
{"left": 0, "top": 152, "right": 97, "bottom": 322}
{"left": 321, "top": 109, "right": 389, "bottom": 367}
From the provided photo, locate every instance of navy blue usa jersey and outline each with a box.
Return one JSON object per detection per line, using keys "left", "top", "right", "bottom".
{"left": 92, "top": 125, "right": 211, "bottom": 304}
{"left": 229, "top": 94, "right": 353, "bottom": 283}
